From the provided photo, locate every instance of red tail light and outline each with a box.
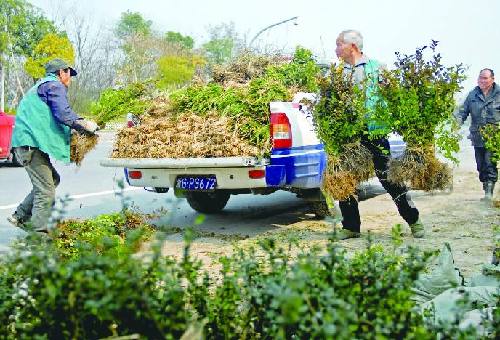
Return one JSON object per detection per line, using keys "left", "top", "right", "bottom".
{"left": 270, "top": 112, "right": 292, "bottom": 149}
{"left": 248, "top": 169, "right": 265, "bottom": 179}
{"left": 128, "top": 170, "right": 142, "bottom": 179}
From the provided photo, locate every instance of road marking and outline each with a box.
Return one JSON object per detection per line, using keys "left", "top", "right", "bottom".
{"left": 0, "top": 187, "right": 142, "bottom": 210}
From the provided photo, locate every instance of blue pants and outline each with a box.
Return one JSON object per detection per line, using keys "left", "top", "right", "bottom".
{"left": 474, "top": 147, "right": 498, "bottom": 184}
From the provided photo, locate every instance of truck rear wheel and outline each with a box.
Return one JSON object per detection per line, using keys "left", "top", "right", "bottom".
{"left": 309, "top": 200, "right": 330, "bottom": 219}
{"left": 185, "top": 191, "right": 230, "bottom": 214}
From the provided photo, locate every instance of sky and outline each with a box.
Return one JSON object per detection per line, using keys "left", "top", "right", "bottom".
{"left": 28, "top": 0, "right": 500, "bottom": 96}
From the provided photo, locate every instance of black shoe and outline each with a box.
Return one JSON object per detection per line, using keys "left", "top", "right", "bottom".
{"left": 7, "top": 215, "right": 28, "bottom": 230}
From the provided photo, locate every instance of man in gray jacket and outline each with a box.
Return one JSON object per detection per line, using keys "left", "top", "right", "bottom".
{"left": 457, "top": 68, "right": 499, "bottom": 200}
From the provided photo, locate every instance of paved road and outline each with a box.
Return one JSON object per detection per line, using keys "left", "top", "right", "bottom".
{"left": 0, "top": 131, "right": 319, "bottom": 251}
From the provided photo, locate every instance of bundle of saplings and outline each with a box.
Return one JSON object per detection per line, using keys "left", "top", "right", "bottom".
{"left": 481, "top": 123, "right": 500, "bottom": 206}
{"left": 481, "top": 123, "right": 500, "bottom": 162}
{"left": 110, "top": 47, "right": 320, "bottom": 159}
{"left": 313, "top": 63, "right": 375, "bottom": 200}
{"left": 374, "top": 41, "right": 466, "bottom": 191}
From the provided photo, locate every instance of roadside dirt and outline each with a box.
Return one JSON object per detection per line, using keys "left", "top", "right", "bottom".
{"left": 155, "top": 139, "right": 499, "bottom": 280}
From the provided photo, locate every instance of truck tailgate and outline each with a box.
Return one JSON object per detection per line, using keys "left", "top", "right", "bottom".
{"left": 100, "top": 157, "right": 269, "bottom": 189}
{"left": 100, "top": 156, "right": 265, "bottom": 168}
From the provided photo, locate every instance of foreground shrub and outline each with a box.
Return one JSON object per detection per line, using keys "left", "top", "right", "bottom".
{"left": 0, "top": 236, "right": 189, "bottom": 339}
{"left": 53, "top": 211, "right": 155, "bottom": 259}
{"left": 0, "top": 230, "right": 491, "bottom": 339}
{"left": 199, "top": 239, "right": 433, "bottom": 339}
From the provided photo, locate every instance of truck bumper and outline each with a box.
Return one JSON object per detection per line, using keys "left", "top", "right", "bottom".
{"left": 270, "top": 144, "right": 326, "bottom": 189}
{"left": 124, "top": 166, "right": 268, "bottom": 189}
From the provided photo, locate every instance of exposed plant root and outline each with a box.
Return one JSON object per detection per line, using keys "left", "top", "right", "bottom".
{"left": 70, "top": 133, "right": 99, "bottom": 166}
{"left": 388, "top": 147, "right": 452, "bottom": 191}
{"left": 322, "top": 143, "right": 375, "bottom": 200}
{"left": 111, "top": 113, "right": 263, "bottom": 159}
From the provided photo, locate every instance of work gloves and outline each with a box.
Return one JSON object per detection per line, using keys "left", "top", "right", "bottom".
{"left": 75, "top": 119, "right": 99, "bottom": 134}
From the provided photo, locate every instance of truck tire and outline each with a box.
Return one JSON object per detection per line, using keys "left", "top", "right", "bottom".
{"left": 185, "top": 191, "right": 230, "bottom": 214}
{"left": 309, "top": 200, "right": 330, "bottom": 219}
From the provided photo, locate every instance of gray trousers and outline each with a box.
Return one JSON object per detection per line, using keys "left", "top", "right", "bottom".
{"left": 13, "top": 147, "right": 60, "bottom": 232}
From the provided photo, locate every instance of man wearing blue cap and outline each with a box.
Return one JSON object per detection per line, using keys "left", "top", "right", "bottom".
{"left": 8, "top": 58, "right": 98, "bottom": 233}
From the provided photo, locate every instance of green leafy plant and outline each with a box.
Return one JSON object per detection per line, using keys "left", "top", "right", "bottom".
{"left": 481, "top": 123, "right": 500, "bottom": 162}
{"left": 314, "top": 62, "right": 367, "bottom": 156}
{"left": 373, "top": 41, "right": 466, "bottom": 190}
{"left": 53, "top": 210, "right": 155, "bottom": 259}
{"left": 0, "top": 228, "right": 490, "bottom": 338}
{"left": 0, "top": 237, "right": 188, "bottom": 339}
{"left": 90, "top": 82, "right": 150, "bottom": 126}
{"left": 375, "top": 40, "right": 466, "bottom": 159}
{"left": 313, "top": 63, "right": 374, "bottom": 199}
{"left": 266, "top": 46, "right": 320, "bottom": 93}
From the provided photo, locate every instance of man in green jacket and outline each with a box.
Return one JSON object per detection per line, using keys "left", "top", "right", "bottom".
{"left": 324, "top": 29, "right": 423, "bottom": 239}
{"left": 8, "top": 58, "right": 98, "bottom": 233}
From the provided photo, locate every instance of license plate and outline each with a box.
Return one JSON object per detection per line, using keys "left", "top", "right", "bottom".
{"left": 175, "top": 175, "right": 217, "bottom": 191}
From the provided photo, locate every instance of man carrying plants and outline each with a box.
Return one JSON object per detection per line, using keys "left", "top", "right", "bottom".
{"left": 457, "top": 68, "right": 499, "bottom": 201}
{"left": 326, "top": 29, "right": 424, "bottom": 239}
{"left": 8, "top": 58, "right": 98, "bottom": 233}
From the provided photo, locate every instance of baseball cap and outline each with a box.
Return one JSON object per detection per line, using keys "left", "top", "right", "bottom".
{"left": 44, "top": 58, "right": 77, "bottom": 76}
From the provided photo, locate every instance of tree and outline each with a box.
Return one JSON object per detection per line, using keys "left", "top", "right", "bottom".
{"left": 115, "top": 10, "right": 152, "bottom": 40}
{"left": 164, "top": 31, "right": 194, "bottom": 50}
{"left": 0, "top": 0, "right": 59, "bottom": 57}
{"left": 66, "top": 12, "right": 118, "bottom": 113}
{"left": 156, "top": 54, "right": 205, "bottom": 89}
{"left": 202, "top": 38, "right": 234, "bottom": 65}
{"left": 0, "top": 0, "right": 59, "bottom": 109}
{"left": 114, "top": 11, "right": 157, "bottom": 83}
{"left": 202, "top": 22, "right": 242, "bottom": 65}
{"left": 113, "top": 15, "right": 198, "bottom": 85}
{"left": 24, "top": 33, "right": 75, "bottom": 79}
{"left": 34, "top": 1, "right": 121, "bottom": 112}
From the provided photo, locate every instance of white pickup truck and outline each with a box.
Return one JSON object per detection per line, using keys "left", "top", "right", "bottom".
{"left": 100, "top": 93, "right": 404, "bottom": 217}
